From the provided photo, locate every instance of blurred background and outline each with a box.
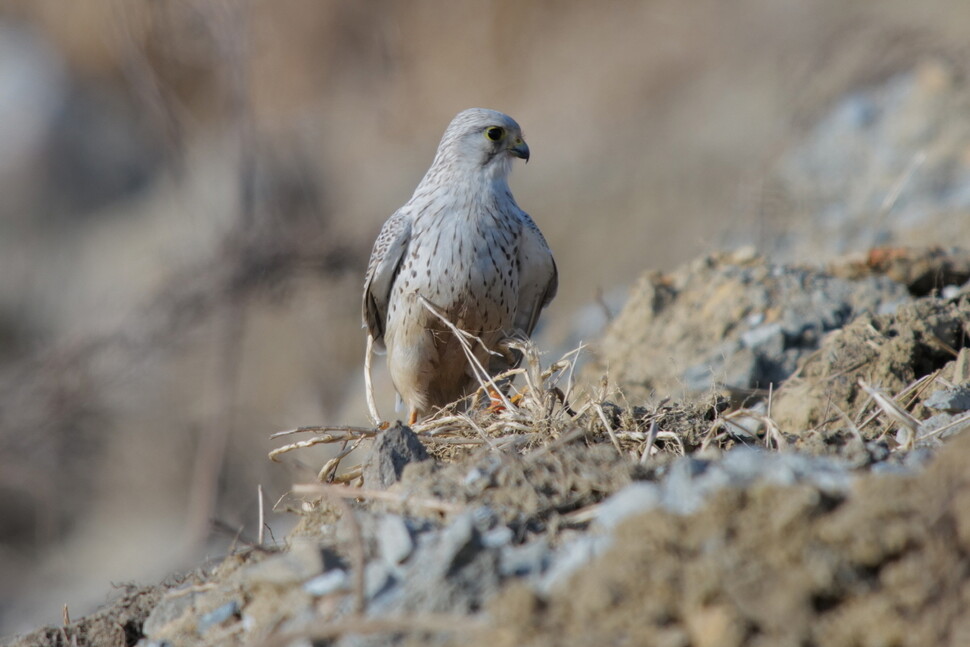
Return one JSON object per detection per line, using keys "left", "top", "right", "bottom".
{"left": 2, "top": 0, "right": 970, "bottom": 636}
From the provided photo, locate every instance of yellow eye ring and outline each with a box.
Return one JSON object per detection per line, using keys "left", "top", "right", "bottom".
{"left": 485, "top": 126, "right": 505, "bottom": 141}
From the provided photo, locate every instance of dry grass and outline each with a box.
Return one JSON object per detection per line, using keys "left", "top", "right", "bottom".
{"left": 270, "top": 357, "right": 970, "bottom": 495}
{"left": 273, "top": 329, "right": 726, "bottom": 489}
{"left": 273, "top": 297, "right": 970, "bottom": 494}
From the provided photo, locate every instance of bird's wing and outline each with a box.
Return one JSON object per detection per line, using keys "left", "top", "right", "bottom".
{"left": 362, "top": 209, "right": 412, "bottom": 350}
{"left": 513, "top": 213, "right": 558, "bottom": 337}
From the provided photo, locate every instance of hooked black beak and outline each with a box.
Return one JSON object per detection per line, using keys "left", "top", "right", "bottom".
{"left": 509, "top": 136, "right": 530, "bottom": 163}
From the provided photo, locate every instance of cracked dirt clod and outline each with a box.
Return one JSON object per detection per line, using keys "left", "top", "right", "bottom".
{"left": 771, "top": 295, "right": 970, "bottom": 435}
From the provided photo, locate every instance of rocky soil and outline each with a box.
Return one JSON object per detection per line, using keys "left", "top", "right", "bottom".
{"left": 9, "top": 246, "right": 970, "bottom": 647}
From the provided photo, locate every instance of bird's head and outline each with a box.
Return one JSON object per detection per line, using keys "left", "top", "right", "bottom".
{"left": 431, "top": 108, "right": 530, "bottom": 180}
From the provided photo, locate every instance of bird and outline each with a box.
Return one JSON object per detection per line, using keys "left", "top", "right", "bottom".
{"left": 363, "top": 108, "right": 558, "bottom": 425}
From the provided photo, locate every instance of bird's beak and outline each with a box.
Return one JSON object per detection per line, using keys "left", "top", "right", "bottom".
{"left": 509, "top": 136, "right": 530, "bottom": 163}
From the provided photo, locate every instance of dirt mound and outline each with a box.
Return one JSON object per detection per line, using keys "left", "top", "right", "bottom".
{"left": 7, "top": 585, "right": 161, "bottom": 647}
{"left": 772, "top": 293, "right": 970, "bottom": 435}
{"left": 473, "top": 432, "right": 970, "bottom": 647}
{"left": 6, "top": 249, "right": 970, "bottom": 647}
{"left": 593, "top": 249, "right": 909, "bottom": 402}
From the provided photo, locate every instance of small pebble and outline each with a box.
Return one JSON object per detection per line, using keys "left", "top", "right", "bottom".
{"left": 197, "top": 601, "right": 240, "bottom": 635}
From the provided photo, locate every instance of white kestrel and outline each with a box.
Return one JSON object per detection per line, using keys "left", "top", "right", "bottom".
{"left": 363, "top": 108, "right": 557, "bottom": 425}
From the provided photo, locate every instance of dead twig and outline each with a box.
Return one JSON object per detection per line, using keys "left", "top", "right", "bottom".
{"left": 292, "top": 483, "right": 464, "bottom": 515}
{"left": 364, "top": 334, "right": 381, "bottom": 425}
{"left": 257, "top": 484, "right": 265, "bottom": 546}
{"left": 418, "top": 295, "right": 516, "bottom": 413}
{"left": 264, "top": 614, "right": 487, "bottom": 646}
{"left": 858, "top": 379, "right": 920, "bottom": 450}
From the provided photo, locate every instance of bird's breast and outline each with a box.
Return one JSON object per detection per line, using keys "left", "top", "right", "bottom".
{"left": 396, "top": 208, "right": 520, "bottom": 333}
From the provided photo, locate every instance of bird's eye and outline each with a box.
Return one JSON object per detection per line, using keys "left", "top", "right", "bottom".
{"left": 485, "top": 126, "right": 504, "bottom": 141}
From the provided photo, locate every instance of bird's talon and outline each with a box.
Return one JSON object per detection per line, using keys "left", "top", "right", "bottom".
{"left": 485, "top": 387, "right": 521, "bottom": 414}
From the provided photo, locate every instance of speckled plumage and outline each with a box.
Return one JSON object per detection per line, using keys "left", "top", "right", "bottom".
{"left": 363, "top": 108, "right": 557, "bottom": 421}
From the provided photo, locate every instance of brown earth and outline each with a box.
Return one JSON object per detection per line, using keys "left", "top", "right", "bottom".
{"left": 772, "top": 295, "right": 970, "bottom": 434}
{"left": 472, "top": 432, "right": 970, "bottom": 647}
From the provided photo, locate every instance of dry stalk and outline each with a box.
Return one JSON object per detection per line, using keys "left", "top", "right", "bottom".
{"left": 331, "top": 465, "right": 363, "bottom": 485}
{"left": 271, "top": 425, "right": 376, "bottom": 439}
{"left": 424, "top": 437, "right": 489, "bottom": 445}
{"left": 830, "top": 402, "right": 866, "bottom": 444}
{"left": 257, "top": 484, "right": 265, "bottom": 546}
{"left": 364, "top": 334, "right": 381, "bottom": 425}
{"left": 655, "top": 430, "right": 686, "bottom": 455}
{"left": 266, "top": 614, "right": 487, "bottom": 645}
{"left": 270, "top": 339, "right": 625, "bottom": 475}
{"left": 317, "top": 437, "right": 367, "bottom": 482}
{"left": 166, "top": 582, "right": 217, "bottom": 599}
{"left": 562, "top": 503, "right": 601, "bottom": 525}
{"left": 594, "top": 402, "right": 624, "bottom": 455}
{"left": 526, "top": 426, "right": 588, "bottom": 461}
{"left": 292, "top": 483, "right": 464, "bottom": 515}
{"left": 418, "top": 295, "right": 515, "bottom": 413}
{"left": 268, "top": 426, "right": 376, "bottom": 463}
{"left": 856, "top": 374, "right": 935, "bottom": 432}
{"left": 639, "top": 419, "right": 659, "bottom": 464}
{"left": 858, "top": 379, "right": 920, "bottom": 450}
{"left": 762, "top": 416, "right": 788, "bottom": 450}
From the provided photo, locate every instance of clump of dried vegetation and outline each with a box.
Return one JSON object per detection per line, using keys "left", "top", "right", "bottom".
{"left": 269, "top": 316, "right": 970, "bottom": 493}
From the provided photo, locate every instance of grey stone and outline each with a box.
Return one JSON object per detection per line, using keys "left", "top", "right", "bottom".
{"left": 365, "top": 561, "right": 399, "bottom": 601}
{"left": 661, "top": 457, "right": 713, "bottom": 514}
{"left": 922, "top": 412, "right": 970, "bottom": 439}
{"left": 197, "top": 600, "right": 240, "bottom": 635}
{"left": 765, "top": 453, "right": 853, "bottom": 494}
{"left": 655, "top": 448, "right": 855, "bottom": 517}
{"left": 500, "top": 537, "right": 551, "bottom": 578}
{"left": 871, "top": 461, "right": 914, "bottom": 476}
{"left": 142, "top": 588, "right": 203, "bottom": 638}
{"left": 925, "top": 385, "right": 970, "bottom": 412}
{"left": 240, "top": 538, "right": 323, "bottom": 586}
{"left": 378, "top": 514, "right": 415, "bottom": 565}
{"left": 470, "top": 505, "right": 499, "bottom": 530}
{"left": 942, "top": 284, "right": 962, "bottom": 299}
{"left": 537, "top": 534, "right": 610, "bottom": 595}
{"left": 719, "top": 447, "right": 854, "bottom": 495}
{"left": 866, "top": 441, "right": 892, "bottom": 462}
{"left": 902, "top": 448, "right": 937, "bottom": 469}
{"left": 594, "top": 482, "right": 661, "bottom": 530}
{"left": 482, "top": 525, "right": 514, "bottom": 549}
{"left": 719, "top": 447, "right": 770, "bottom": 483}
{"left": 362, "top": 423, "right": 430, "bottom": 489}
{"left": 303, "top": 569, "right": 350, "bottom": 597}
{"left": 683, "top": 341, "right": 754, "bottom": 392}
{"left": 436, "top": 511, "right": 481, "bottom": 575}
{"left": 728, "top": 413, "right": 766, "bottom": 438}
{"left": 388, "top": 510, "right": 501, "bottom": 615}
{"left": 741, "top": 322, "right": 784, "bottom": 353}
{"left": 462, "top": 455, "right": 503, "bottom": 492}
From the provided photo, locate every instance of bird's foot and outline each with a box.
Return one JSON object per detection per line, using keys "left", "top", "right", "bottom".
{"left": 485, "top": 387, "right": 524, "bottom": 414}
